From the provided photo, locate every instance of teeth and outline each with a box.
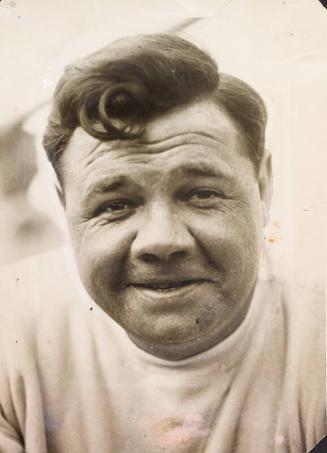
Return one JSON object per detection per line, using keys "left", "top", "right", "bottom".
{"left": 129, "top": 281, "right": 200, "bottom": 291}
{"left": 147, "top": 282, "right": 188, "bottom": 290}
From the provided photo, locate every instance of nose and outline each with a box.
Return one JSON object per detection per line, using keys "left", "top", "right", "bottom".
{"left": 131, "top": 203, "right": 194, "bottom": 263}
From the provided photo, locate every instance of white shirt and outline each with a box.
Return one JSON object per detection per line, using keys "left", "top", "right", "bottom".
{"left": 0, "top": 247, "right": 325, "bottom": 452}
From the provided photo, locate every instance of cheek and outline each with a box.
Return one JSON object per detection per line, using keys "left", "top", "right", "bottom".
{"left": 68, "top": 220, "right": 135, "bottom": 298}
{"left": 187, "top": 202, "right": 262, "bottom": 274}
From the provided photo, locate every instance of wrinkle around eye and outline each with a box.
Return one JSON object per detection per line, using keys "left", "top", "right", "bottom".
{"left": 178, "top": 187, "right": 247, "bottom": 216}
{"left": 190, "top": 189, "right": 226, "bottom": 200}
{"left": 94, "top": 199, "right": 138, "bottom": 221}
{"left": 181, "top": 187, "right": 226, "bottom": 205}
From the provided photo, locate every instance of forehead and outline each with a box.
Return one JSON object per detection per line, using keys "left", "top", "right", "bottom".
{"left": 62, "top": 99, "right": 248, "bottom": 181}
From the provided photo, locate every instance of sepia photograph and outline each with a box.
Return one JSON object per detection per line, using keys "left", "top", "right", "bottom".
{"left": 0, "top": 1, "right": 326, "bottom": 452}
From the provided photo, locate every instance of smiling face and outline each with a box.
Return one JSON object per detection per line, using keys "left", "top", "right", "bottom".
{"left": 62, "top": 99, "right": 269, "bottom": 360}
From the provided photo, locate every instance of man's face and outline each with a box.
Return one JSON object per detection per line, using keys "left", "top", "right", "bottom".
{"left": 62, "top": 99, "right": 267, "bottom": 360}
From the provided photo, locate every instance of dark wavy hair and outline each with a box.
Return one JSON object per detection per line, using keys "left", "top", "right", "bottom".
{"left": 43, "top": 33, "right": 267, "bottom": 182}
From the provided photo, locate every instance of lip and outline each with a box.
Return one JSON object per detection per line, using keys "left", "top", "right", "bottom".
{"left": 125, "top": 280, "right": 209, "bottom": 300}
{"left": 130, "top": 279, "right": 204, "bottom": 290}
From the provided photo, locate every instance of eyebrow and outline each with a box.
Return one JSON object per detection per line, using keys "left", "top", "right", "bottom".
{"left": 175, "top": 161, "right": 234, "bottom": 180}
{"left": 84, "top": 176, "right": 133, "bottom": 200}
{"left": 83, "top": 161, "right": 234, "bottom": 202}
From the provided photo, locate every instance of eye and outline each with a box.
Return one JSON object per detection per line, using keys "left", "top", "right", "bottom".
{"left": 96, "top": 199, "right": 136, "bottom": 219}
{"left": 191, "top": 189, "right": 219, "bottom": 200}
{"left": 185, "top": 188, "right": 225, "bottom": 207}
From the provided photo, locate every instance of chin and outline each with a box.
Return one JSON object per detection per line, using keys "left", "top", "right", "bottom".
{"left": 124, "top": 313, "right": 218, "bottom": 359}
{"left": 128, "top": 330, "right": 215, "bottom": 361}
{"left": 127, "top": 321, "right": 195, "bottom": 346}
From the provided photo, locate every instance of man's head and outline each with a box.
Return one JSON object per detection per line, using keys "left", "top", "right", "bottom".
{"left": 43, "top": 33, "right": 271, "bottom": 360}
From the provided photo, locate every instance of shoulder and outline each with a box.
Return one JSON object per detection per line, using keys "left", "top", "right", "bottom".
{"left": 264, "top": 253, "right": 325, "bottom": 396}
{"left": 0, "top": 246, "right": 91, "bottom": 373}
{"left": 0, "top": 247, "right": 122, "bottom": 442}
{"left": 280, "top": 278, "right": 326, "bottom": 439}
{"left": 264, "top": 256, "right": 326, "bottom": 445}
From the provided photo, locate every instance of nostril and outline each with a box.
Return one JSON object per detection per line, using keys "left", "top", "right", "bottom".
{"left": 142, "top": 253, "right": 159, "bottom": 263}
{"left": 171, "top": 250, "right": 186, "bottom": 260}
{"left": 141, "top": 250, "right": 186, "bottom": 263}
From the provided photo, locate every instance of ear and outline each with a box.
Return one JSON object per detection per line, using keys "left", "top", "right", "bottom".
{"left": 257, "top": 149, "right": 272, "bottom": 224}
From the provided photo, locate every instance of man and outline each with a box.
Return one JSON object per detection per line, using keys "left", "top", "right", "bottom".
{"left": 0, "top": 34, "right": 325, "bottom": 452}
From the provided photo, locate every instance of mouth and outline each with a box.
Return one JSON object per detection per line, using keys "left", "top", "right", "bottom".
{"left": 126, "top": 279, "right": 207, "bottom": 294}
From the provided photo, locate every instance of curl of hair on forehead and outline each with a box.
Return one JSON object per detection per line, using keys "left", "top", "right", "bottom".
{"left": 43, "top": 34, "right": 220, "bottom": 179}
{"left": 78, "top": 82, "right": 150, "bottom": 141}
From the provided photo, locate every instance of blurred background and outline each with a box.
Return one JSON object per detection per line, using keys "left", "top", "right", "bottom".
{"left": 0, "top": 0, "right": 326, "bottom": 291}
